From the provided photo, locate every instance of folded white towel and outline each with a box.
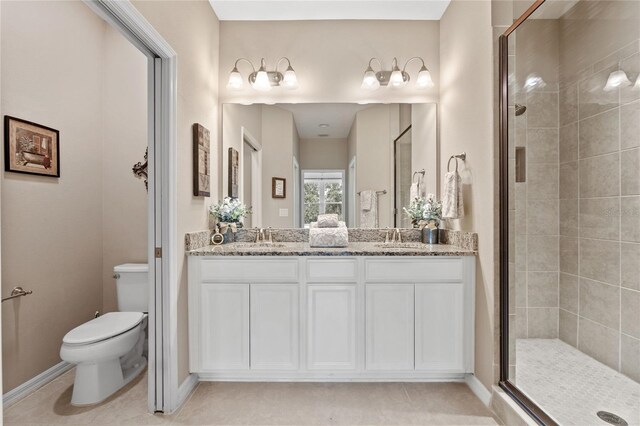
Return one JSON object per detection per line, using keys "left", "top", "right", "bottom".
{"left": 360, "top": 190, "right": 378, "bottom": 228}
{"left": 360, "top": 190, "right": 373, "bottom": 211}
{"left": 309, "top": 223, "right": 349, "bottom": 247}
{"left": 317, "top": 213, "right": 339, "bottom": 228}
{"left": 442, "top": 171, "right": 464, "bottom": 219}
{"left": 410, "top": 183, "right": 421, "bottom": 201}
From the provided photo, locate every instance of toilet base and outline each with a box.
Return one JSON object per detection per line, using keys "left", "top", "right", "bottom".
{"left": 70, "top": 356, "right": 147, "bottom": 406}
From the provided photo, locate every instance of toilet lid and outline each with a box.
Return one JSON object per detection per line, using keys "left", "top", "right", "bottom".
{"left": 63, "top": 312, "right": 144, "bottom": 345}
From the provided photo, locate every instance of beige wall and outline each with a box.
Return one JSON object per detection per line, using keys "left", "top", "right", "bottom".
{"left": 219, "top": 20, "right": 440, "bottom": 104}
{"left": 299, "top": 138, "right": 348, "bottom": 171}
{"left": 440, "top": 0, "right": 495, "bottom": 392}
{"left": 102, "top": 23, "right": 149, "bottom": 313}
{"left": 132, "top": 0, "right": 220, "bottom": 385}
{"left": 352, "top": 105, "right": 397, "bottom": 227}
{"left": 222, "top": 103, "right": 262, "bottom": 201}
{"left": 1, "top": 1, "right": 147, "bottom": 391}
{"left": 261, "top": 106, "right": 296, "bottom": 227}
{"left": 411, "top": 104, "right": 438, "bottom": 197}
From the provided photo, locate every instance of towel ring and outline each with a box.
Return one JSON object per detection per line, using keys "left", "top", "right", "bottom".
{"left": 447, "top": 156, "right": 459, "bottom": 173}
{"left": 447, "top": 152, "right": 467, "bottom": 173}
{"left": 412, "top": 169, "right": 425, "bottom": 184}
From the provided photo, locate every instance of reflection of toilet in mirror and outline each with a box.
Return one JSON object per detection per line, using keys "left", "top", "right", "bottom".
{"left": 59, "top": 264, "right": 148, "bottom": 406}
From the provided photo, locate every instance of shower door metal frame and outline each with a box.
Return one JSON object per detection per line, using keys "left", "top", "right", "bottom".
{"left": 498, "top": 1, "right": 559, "bottom": 425}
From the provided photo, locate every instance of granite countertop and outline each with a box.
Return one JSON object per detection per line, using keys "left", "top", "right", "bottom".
{"left": 186, "top": 241, "right": 476, "bottom": 257}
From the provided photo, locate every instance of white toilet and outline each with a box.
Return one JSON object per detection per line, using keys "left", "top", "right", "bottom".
{"left": 60, "top": 263, "right": 148, "bottom": 406}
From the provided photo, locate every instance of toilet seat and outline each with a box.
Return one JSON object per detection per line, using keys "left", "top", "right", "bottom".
{"left": 63, "top": 312, "right": 144, "bottom": 346}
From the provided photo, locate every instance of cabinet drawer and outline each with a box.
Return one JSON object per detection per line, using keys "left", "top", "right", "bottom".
{"left": 365, "top": 258, "right": 463, "bottom": 282}
{"left": 306, "top": 258, "right": 357, "bottom": 282}
{"left": 200, "top": 258, "right": 299, "bottom": 282}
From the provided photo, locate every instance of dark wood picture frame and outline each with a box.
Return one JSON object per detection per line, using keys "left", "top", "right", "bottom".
{"left": 228, "top": 147, "right": 239, "bottom": 198}
{"left": 193, "top": 123, "right": 211, "bottom": 197}
{"left": 272, "top": 177, "right": 286, "bottom": 199}
{"left": 4, "top": 115, "right": 60, "bottom": 177}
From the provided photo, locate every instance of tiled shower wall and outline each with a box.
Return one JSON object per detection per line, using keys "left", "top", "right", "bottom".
{"left": 514, "top": 20, "right": 561, "bottom": 343}
{"left": 511, "top": 1, "right": 640, "bottom": 385}
{"left": 557, "top": 38, "right": 640, "bottom": 383}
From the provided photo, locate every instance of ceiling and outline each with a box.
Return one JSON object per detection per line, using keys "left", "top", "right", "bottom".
{"left": 277, "top": 103, "right": 370, "bottom": 139}
{"left": 208, "top": 1, "right": 452, "bottom": 21}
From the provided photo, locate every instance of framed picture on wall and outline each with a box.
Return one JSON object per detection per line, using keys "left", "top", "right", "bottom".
{"left": 228, "top": 147, "right": 239, "bottom": 198}
{"left": 193, "top": 123, "right": 211, "bottom": 197}
{"left": 4, "top": 116, "right": 60, "bottom": 177}
{"left": 272, "top": 177, "right": 286, "bottom": 198}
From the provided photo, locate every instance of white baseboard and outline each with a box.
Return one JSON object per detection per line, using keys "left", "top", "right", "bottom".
{"left": 3, "top": 361, "right": 73, "bottom": 408}
{"left": 176, "top": 373, "right": 198, "bottom": 411}
{"left": 465, "top": 374, "right": 491, "bottom": 407}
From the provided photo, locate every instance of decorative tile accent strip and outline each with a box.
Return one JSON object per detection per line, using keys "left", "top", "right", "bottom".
{"left": 185, "top": 230, "right": 211, "bottom": 251}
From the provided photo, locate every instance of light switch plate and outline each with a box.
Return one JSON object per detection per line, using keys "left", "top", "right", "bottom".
{"left": 279, "top": 208, "right": 289, "bottom": 217}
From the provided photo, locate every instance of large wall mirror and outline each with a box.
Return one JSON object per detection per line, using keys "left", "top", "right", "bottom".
{"left": 222, "top": 103, "right": 437, "bottom": 229}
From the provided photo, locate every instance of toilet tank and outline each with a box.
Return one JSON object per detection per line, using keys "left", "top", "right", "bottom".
{"left": 114, "top": 263, "right": 149, "bottom": 312}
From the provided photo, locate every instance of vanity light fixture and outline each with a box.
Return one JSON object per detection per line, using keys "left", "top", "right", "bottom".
{"left": 227, "top": 57, "right": 298, "bottom": 91}
{"left": 604, "top": 69, "right": 632, "bottom": 92}
{"left": 361, "top": 57, "right": 434, "bottom": 91}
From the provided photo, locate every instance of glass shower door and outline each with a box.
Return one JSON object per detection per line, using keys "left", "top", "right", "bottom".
{"left": 501, "top": 1, "right": 640, "bottom": 425}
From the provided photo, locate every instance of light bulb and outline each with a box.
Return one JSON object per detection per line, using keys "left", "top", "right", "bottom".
{"left": 227, "top": 67, "right": 243, "bottom": 90}
{"left": 604, "top": 70, "right": 631, "bottom": 92}
{"left": 282, "top": 66, "right": 298, "bottom": 90}
{"left": 361, "top": 67, "right": 380, "bottom": 91}
{"left": 416, "top": 66, "right": 434, "bottom": 88}
{"left": 252, "top": 69, "right": 272, "bottom": 91}
{"left": 389, "top": 69, "right": 406, "bottom": 87}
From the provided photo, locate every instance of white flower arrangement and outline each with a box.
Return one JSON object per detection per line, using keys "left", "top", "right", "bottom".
{"left": 209, "top": 197, "right": 251, "bottom": 224}
{"left": 403, "top": 194, "right": 442, "bottom": 229}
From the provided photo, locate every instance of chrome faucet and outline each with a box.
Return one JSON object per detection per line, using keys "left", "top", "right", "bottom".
{"left": 393, "top": 228, "right": 402, "bottom": 243}
{"left": 255, "top": 228, "right": 273, "bottom": 244}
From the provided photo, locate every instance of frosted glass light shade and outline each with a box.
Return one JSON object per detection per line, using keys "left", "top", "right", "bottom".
{"left": 282, "top": 67, "right": 298, "bottom": 90}
{"left": 416, "top": 66, "right": 434, "bottom": 88}
{"left": 604, "top": 70, "right": 631, "bottom": 92}
{"left": 389, "top": 69, "right": 405, "bottom": 87}
{"left": 252, "top": 70, "right": 272, "bottom": 91}
{"left": 361, "top": 68, "right": 380, "bottom": 90}
{"left": 227, "top": 68, "right": 243, "bottom": 90}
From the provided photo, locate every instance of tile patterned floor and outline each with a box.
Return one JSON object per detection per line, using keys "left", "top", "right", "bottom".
{"left": 4, "top": 368, "right": 499, "bottom": 425}
{"left": 516, "top": 339, "right": 640, "bottom": 426}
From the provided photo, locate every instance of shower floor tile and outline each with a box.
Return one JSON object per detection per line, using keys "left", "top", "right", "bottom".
{"left": 516, "top": 339, "right": 640, "bottom": 426}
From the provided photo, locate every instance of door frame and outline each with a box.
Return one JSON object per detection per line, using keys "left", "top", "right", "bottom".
{"left": 82, "top": 0, "right": 178, "bottom": 414}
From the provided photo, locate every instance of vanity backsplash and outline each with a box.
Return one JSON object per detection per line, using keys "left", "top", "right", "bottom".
{"left": 185, "top": 228, "right": 478, "bottom": 252}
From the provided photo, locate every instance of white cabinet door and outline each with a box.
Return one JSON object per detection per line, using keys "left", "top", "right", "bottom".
{"left": 307, "top": 285, "right": 357, "bottom": 370}
{"left": 201, "top": 284, "right": 249, "bottom": 371}
{"left": 250, "top": 284, "right": 299, "bottom": 370}
{"left": 365, "top": 284, "right": 414, "bottom": 370}
{"left": 415, "top": 283, "right": 465, "bottom": 372}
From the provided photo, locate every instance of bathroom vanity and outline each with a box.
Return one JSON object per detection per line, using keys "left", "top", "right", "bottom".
{"left": 187, "top": 242, "right": 476, "bottom": 381}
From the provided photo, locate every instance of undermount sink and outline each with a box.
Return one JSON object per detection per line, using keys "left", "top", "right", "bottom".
{"left": 374, "top": 242, "right": 426, "bottom": 249}
{"left": 232, "top": 242, "right": 287, "bottom": 249}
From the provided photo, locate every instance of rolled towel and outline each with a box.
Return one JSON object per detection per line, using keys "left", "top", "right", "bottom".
{"left": 309, "top": 225, "right": 349, "bottom": 247}
{"left": 317, "top": 213, "right": 339, "bottom": 228}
